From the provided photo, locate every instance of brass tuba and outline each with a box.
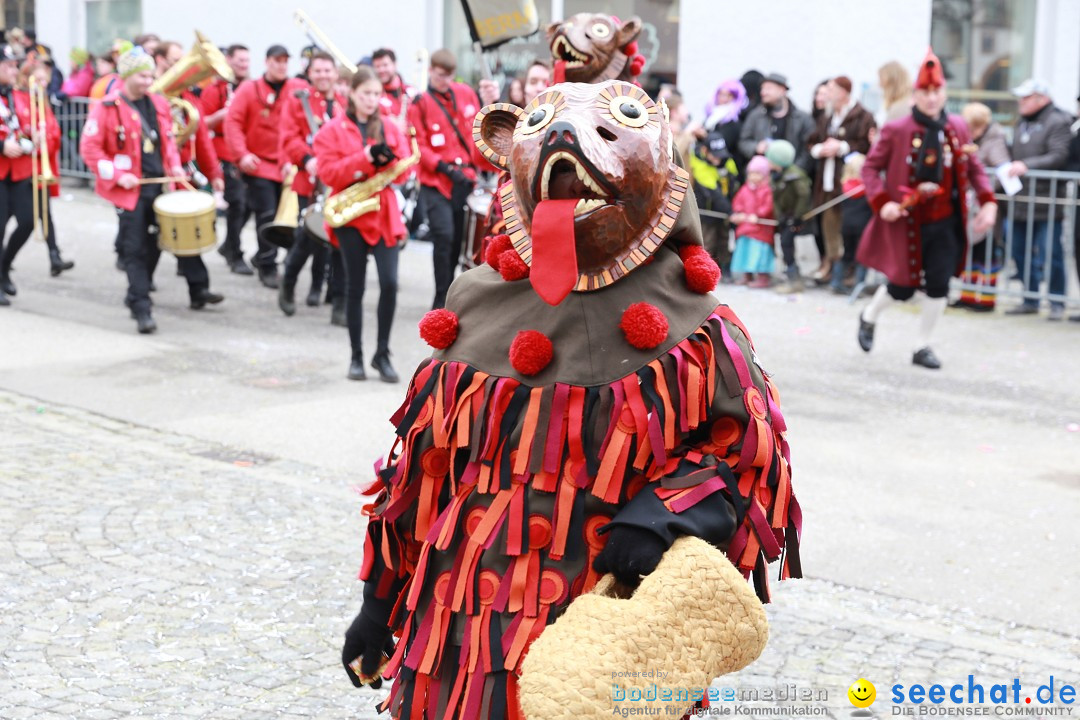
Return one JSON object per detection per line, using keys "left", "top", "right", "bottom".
{"left": 324, "top": 131, "right": 421, "bottom": 228}
{"left": 150, "top": 31, "right": 235, "bottom": 147}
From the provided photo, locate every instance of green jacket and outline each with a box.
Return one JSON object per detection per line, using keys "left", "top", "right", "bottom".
{"left": 772, "top": 165, "right": 811, "bottom": 222}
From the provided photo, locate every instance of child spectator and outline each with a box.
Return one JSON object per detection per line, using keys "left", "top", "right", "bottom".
{"left": 690, "top": 127, "right": 738, "bottom": 280}
{"left": 834, "top": 152, "right": 873, "bottom": 294}
{"left": 767, "top": 140, "right": 812, "bottom": 294}
{"left": 729, "top": 155, "right": 775, "bottom": 287}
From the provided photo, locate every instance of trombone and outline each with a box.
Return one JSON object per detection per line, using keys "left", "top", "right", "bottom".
{"left": 28, "top": 75, "right": 57, "bottom": 243}
{"left": 294, "top": 9, "right": 357, "bottom": 75}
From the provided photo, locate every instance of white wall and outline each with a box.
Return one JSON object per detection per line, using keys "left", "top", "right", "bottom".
{"left": 1033, "top": 0, "right": 1080, "bottom": 110}
{"left": 677, "top": 0, "right": 933, "bottom": 120}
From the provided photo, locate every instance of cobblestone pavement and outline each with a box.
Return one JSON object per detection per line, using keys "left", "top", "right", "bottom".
{"left": 2, "top": 391, "right": 1078, "bottom": 719}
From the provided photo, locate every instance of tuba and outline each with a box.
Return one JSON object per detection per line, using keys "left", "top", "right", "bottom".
{"left": 324, "top": 131, "right": 421, "bottom": 228}
{"left": 150, "top": 31, "right": 235, "bottom": 147}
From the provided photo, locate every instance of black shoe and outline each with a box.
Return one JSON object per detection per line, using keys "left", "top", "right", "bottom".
{"left": 258, "top": 266, "right": 280, "bottom": 289}
{"left": 0, "top": 273, "right": 15, "bottom": 296}
{"left": 135, "top": 312, "right": 157, "bottom": 334}
{"left": 230, "top": 257, "right": 254, "bottom": 276}
{"left": 912, "top": 347, "right": 941, "bottom": 370}
{"left": 857, "top": 313, "right": 875, "bottom": 352}
{"left": 49, "top": 250, "right": 74, "bottom": 276}
{"left": 305, "top": 287, "right": 321, "bottom": 307}
{"left": 1069, "top": 314, "right": 1080, "bottom": 323}
{"left": 1004, "top": 304, "right": 1038, "bottom": 316}
{"left": 190, "top": 289, "right": 225, "bottom": 310}
{"left": 149, "top": 282, "right": 157, "bottom": 293}
{"left": 278, "top": 283, "right": 296, "bottom": 316}
{"left": 348, "top": 351, "right": 367, "bottom": 381}
{"left": 330, "top": 297, "right": 347, "bottom": 327}
{"left": 0, "top": 292, "right": 9, "bottom": 306}
{"left": 371, "top": 350, "right": 399, "bottom": 383}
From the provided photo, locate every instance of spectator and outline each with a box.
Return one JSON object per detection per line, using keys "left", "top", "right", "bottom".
{"left": 1069, "top": 95, "right": 1080, "bottom": 322}
{"left": 738, "top": 72, "right": 815, "bottom": 176}
{"left": 878, "top": 60, "right": 912, "bottom": 124}
{"left": 700, "top": 79, "right": 747, "bottom": 175}
{"left": 90, "top": 39, "right": 130, "bottom": 100}
{"left": 61, "top": 48, "right": 94, "bottom": 98}
{"left": 506, "top": 76, "right": 525, "bottom": 106}
{"left": 133, "top": 34, "right": 161, "bottom": 57}
{"left": 521, "top": 59, "right": 550, "bottom": 106}
{"left": 835, "top": 153, "right": 872, "bottom": 295}
{"left": 809, "top": 80, "right": 830, "bottom": 263}
{"left": 957, "top": 102, "right": 1010, "bottom": 311}
{"left": 739, "top": 69, "right": 763, "bottom": 119}
{"left": 666, "top": 93, "right": 694, "bottom": 162}
{"left": 807, "top": 76, "right": 876, "bottom": 285}
{"left": 690, "top": 84, "right": 742, "bottom": 278}
{"left": 1003, "top": 79, "right": 1072, "bottom": 320}
{"left": 768, "top": 140, "right": 812, "bottom": 294}
{"left": 729, "top": 155, "right": 776, "bottom": 287}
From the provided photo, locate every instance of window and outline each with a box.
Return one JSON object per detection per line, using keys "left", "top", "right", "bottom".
{"left": 86, "top": 0, "right": 142, "bottom": 57}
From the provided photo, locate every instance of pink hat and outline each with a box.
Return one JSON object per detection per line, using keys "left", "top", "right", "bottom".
{"left": 747, "top": 155, "right": 771, "bottom": 177}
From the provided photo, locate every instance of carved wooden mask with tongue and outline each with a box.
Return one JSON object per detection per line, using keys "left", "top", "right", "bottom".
{"left": 474, "top": 80, "right": 690, "bottom": 306}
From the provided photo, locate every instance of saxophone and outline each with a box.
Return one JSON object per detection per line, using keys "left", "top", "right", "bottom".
{"left": 324, "top": 130, "right": 420, "bottom": 228}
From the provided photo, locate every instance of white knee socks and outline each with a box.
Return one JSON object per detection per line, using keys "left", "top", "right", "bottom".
{"left": 862, "top": 284, "right": 895, "bottom": 323}
{"left": 918, "top": 296, "right": 947, "bottom": 350}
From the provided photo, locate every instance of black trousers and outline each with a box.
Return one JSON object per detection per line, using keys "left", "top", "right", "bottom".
{"left": 282, "top": 194, "right": 328, "bottom": 291}
{"left": 778, "top": 222, "right": 801, "bottom": 272}
{"left": 886, "top": 216, "right": 962, "bottom": 301}
{"left": 118, "top": 188, "right": 210, "bottom": 314}
{"left": 0, "top": 177, "right": 34, "bottom": 274}
{"left": 422, "top": 183, "right": 470, "bottom": 309}
{"left": 328, "top": 246, "right": 345, "bottom": 300}
{"left": 221, "top": 162, "right": 250, "bottom": 261}
{"left": 243, "top": 174, "right": 281, "bottom": 271}
{"left": 338, "top": 226, "right": 399, "bottom": 356}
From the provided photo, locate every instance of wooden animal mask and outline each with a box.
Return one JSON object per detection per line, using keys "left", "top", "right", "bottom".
{"left": 474, "top": 81, "right": 690, "bottom": 306}
{"left": 546, "top": 13, "right": 642, "bottom": 83}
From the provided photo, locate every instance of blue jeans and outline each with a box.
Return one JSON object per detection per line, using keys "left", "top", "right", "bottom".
{"left": 1011, "top": 218, "right": 1065, "bottom": 309}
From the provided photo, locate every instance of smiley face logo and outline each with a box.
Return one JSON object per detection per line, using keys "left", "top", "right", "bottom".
{"left": 848, "top": 678, "right": 876, "bottom": 708}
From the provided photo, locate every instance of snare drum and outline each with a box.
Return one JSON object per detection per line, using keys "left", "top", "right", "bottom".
{"left": 153, "top": 190, "right": 218, "bottom": 256}
{"left": 461, "top": 180, "right": 496, "bottom": 269}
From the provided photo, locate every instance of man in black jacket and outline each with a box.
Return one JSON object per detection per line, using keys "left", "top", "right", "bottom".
{"left": 737, "top": 72, "right": 815, "bottom": 175}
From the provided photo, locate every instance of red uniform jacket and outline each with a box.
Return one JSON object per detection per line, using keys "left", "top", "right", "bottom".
{"left": 408, "top": 83, "right": 493, "bottom": 198}
{"left": 279, "top": 84, "right": 345, "bottom": 197}
{"left": 178, "top": 88, "right": 221, "bottom": 184}
{"left": 314, "top": 114, "right": 409, "bottom": 247}
{"left": 0, "top": 88, "right": 61, "bottom": 183}
{"left": 199, "top": 78, "right": 239, "bottom": 163}
{"left": 858, "top": 113, "right": 996, "bottom": 288}
{"left": 732, "top": 181, "right": 775, "bottom": 244}
{"left": 225, "top": 76, "right": 302, "bottom": 181}
{"left": 379, "top": 75, "right": 416, "bottom": 123}
{"left": 80, "top": 91, "right": 182, "bottom": 211}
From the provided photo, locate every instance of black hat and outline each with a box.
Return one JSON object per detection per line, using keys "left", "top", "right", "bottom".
{"left": 266, "top": 44, "right": 290, "bottom": 59}
{"left": 761, "top": 72, "right": 789, "bottom": 90}
{"left": 0, "top": 44, "right": 16, "bottom": 62}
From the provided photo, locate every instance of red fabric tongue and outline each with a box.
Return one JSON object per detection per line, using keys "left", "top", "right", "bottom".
{"left": 530, "top": 199, "right": 578, "bottom": 306}
{"left": 553, "top": 60, "right": 566, "bottom": 83}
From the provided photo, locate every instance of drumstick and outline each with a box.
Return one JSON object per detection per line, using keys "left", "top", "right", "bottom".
{"left": 137, "top": 176, "right": 189, "bottom": 185}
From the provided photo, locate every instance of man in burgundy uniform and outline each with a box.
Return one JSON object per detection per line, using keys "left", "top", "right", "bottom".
{"left": 200, "top": 44, "right": 252, "bottom": 275}
{"left": 857, "top": 49, "right": 997, "bottom": 370}
{"left": 225, "top": 44, "right": 300, "bottom": 288}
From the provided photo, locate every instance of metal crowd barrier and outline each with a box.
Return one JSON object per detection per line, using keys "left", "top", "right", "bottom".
{"left": 56, "top": 96, "right": 93, "bottom": 180}
{"left": 957, "top": 169, "right": 1079, "bottom": 310}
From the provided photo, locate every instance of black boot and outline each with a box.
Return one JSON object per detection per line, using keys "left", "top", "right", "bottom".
{"left": 857, "top": 312, "right": 875, "bottom": 352}
{"left": 49, "top": 249, "right": 74, "bottom": 276}
{"left": 279, "top": 282, "right": 297, "bottom": 316}
{"left": 348, "top": 350, "right": 366, "bottom": 381}
{"left": 912, "top": 347, "right": 942, "bottom": 370}
{"left": 371, "top": 350, "right": 399, "bottom": 383}
{"left": 306, "top": 287, "right": 321, "bottom": 307}
{"left": 0, "top": 271, "right": 15, "bottom": 297}
{"left": 330, "top": 297, "right": 347, "bottom": 327}
{"left": 230, "top": 256, "right": 254, "bottom": 276}
{"left": 0, "top": 291, "right": 9, "bottom": 306}
{"left": 258, "top": 265, "right": 280, "bottom": 289}
{"left": 190, "top": 288, "right": 225, "bottom": 310}
{"left": 135, "top": 311, "right": 157, "bottom": 334}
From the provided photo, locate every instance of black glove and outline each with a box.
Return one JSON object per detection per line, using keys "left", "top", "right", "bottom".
{"left": 437, "top": 160, "right": 470, "bottom": 187}
{"left": 342, "top": 609, "right": 395, "bottom": 689}
{"left": 370, "top": 142, "right": 396, "bottom": 168}
{"left": 592, "top": 525, "right": 668, "bottom": 588}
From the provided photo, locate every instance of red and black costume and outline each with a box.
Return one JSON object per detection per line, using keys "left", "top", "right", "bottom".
{"left": 279, "top": 82, "right": 345, "bottom": 302}
{"left": 314, "top": 110, "right": 410, "bottom": 379}
{"left": 199, "top": 76, "right": 250, "bottom": 268}
{"left": 408, "top": 82, "right": 491, "bottom": 309}
{"left": 343, "top": 82, "right": 800, "bottom": 719}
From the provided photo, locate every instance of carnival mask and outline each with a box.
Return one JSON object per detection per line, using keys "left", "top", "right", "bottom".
{"left": 474, "top": 81, "right": 690, "bottom": 306}
{"left": 546, "top": 13, "right": 642, "bottom": 83}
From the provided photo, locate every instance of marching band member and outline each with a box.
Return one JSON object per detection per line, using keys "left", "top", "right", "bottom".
{"left": 278, "top": 50, "right": 344, "bottom": 316}
{"left": 372, "top": 47, "right": 415, "bottom": 134}
{"left": 314, "top": 66, "right": 410, "bottom": 382}
{"left": 200, "top": 44, "right": 253, "bottom": 275}
{"left": 0, "top": 46, "right": 62, "bottom": 304}
{"left": 27, "top": 60, "right": 74, "bottom": 277}
{"left": 81, "top": 47, "right": 223, "bottom": 334}
{"left": 407, "top": 48, "right": 497, "bottom": 309}
{"left": 225, "top": 43, "right": 300, "bottom": 289}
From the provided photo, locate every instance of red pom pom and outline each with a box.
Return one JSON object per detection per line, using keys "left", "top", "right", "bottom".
{"left": 629, "top": 54, "right": 645, "bottom": 77}
{"left": 620, "top": 302, "right": 669, "bottom": 349}
{"left": 484, "top": 234, "right": 513, "bottom": 270}
{"left": 418, "top": 309, "right": 459, "bottom": 349}
{"left": 622, "top": 40, "right": 638, "bottom": 57}
{"left": 509, "top": 330, "right": 553, "bottom": 376}
{"left": 498, "top": 249, "right": 530, "bottom": 281}
{"left": 679, "top": 245, "right": 720, "bottom": 293}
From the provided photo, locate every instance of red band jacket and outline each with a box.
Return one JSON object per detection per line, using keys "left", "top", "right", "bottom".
{"left": 0, "top": 88, "right": 61, "bottom": 184}
{"left": 225, "top": 76, "right": 302, "bottom": 182}
{"left": 313, "top": 113, "right": 409, "bottom": 247}
{"left": 279, "top": 83, "right": 345, "bottom": 198}
{"left": 178, "top": 88, "right": 221, "bottom": 184}
{"left": 79, "top": 91, "right": 181, "bottom": 211}
{"left": 407, "top": 83, "right": 494, "bottom": 198}
{"left": 198, "top": 78, "right": 238, "bottom": 163}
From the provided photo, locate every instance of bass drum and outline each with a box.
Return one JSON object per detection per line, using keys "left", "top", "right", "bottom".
{"left": 460, "top": 176, "right": 497, "bottom": 269}
{"left": 153, "top": 190, "right": 218, "bottom": 256}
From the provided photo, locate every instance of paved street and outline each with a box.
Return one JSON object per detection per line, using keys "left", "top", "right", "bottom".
{"left": 1, "top": 188, "right": 1079, "bottom": 718}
